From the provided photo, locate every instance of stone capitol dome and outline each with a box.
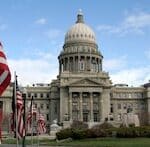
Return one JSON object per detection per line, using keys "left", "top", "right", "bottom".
{"left": 59, "top": 10, "right": 103, "bottom": 73}
{"left": 65, "top": 11, "right": 96, "bottom": 44}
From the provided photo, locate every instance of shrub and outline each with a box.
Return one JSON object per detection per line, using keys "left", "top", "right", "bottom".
{"left": 116, "top": 126, "right": 150, "bottom": 138}
{"left": 129, "top": 123, "right": 135, "bottom": 128}
{"left": 56, "top": 128, "right": 72, "bottom": 140}
{"left": 72, "top": 129, "right": 87, "bottom": 139}
{"left": 100, "top": 122, "right": 114, "bottom": 129}
{"left": 87, "top": 122, "right": 115, "bottom": 138}
{"left": 71, "top": 120, "right": 88, "bottom": 130}
{"left": 116, "top": 128, "right": 137, "bottom": 138}
{"left": 87, "top": 128, "right": 107, "bottom": 138}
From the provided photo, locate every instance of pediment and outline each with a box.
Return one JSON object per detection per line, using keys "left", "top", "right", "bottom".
{"left": 69, "top": 78, "right": 102, "bottom": 87}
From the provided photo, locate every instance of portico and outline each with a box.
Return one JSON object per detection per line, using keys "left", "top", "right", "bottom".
{"left": 68, "top": 91, "right": 102, "bottom": 122}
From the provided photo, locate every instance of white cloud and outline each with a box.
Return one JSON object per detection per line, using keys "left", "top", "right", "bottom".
{"left": 123, "top": 12, "right": 150, "bottom": 29}
{"left": 97, "top": 25, "right": 113, "bottom": 32}
{"left": 103, "top": 55, "right": 150, "bottom": 86}
{"left": 103, "top": 56, "right": 127, "bottom": 71}
{"left": 110, "top": 66, "right": 150, "bottom": 86}
{"left": 45, "top": 29, "right": 62, "bottom": 39}
{"left": 97, "top": 11, "right": 150, "bottom": 35}
{"left": 8, "top": 56, "right": 58, "bottom": 86}
{"left": 34, "top": 51, "right": 55, "bottom": 60}
{"left": 35, "top": 18, "right": 47, "bottom": 25}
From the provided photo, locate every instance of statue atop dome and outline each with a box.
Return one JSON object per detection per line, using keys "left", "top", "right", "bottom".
{"left": 76, "top": 9, "right": 84, "bottom": 23}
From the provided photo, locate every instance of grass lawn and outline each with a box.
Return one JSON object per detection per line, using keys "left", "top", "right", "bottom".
{"left": 3, "top": 137, "right": 150, "bottom": 147}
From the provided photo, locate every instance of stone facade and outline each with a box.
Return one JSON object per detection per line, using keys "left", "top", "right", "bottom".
{"left": 0, "top": 12, "right": 150, "bottom": 131}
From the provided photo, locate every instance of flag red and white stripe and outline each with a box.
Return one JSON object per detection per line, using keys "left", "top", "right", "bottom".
{"left": 37, "top": 113, "right": 46, "bottom": 134}
{"left": 26, "top": 104, "right": 37, "bottom": 132}
{"left": 11, "top": 77, "right": 25, "bottom": 139}
{"left": 10, "top": 113, "right": 14, "bottom": 133}
{"left": 26, "top": 96, "right": 46, "bottom": 134}
{"left": 16, "top": 89, "right": 25, "bottom": 138}
{"left": 0, "top": 42, "right": 11, "bottom": 96}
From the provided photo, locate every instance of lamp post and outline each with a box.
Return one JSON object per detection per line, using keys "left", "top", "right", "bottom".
{"left": 22, "top": 88, "right": 27, "bottom": 147}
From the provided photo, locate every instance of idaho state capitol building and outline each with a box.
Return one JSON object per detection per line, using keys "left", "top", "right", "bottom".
{"left": 1, "top": 12, "right": 150, "bottom": 131}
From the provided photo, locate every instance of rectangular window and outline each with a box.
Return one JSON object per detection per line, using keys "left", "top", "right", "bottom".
{"left": 40, "top": 93, "right": 43, "bottom": 98}
{"left": 93, "top": 103, "right": 99, "bottom": 111}
{"left": 34, "top": 93, "right": 37, "bottom": 98}
{"left": 83, "top": 104, "right": 89, "bottom": 111}
{"left": 72, "top": 111, "right": 79, "bottom": 121}
{"left": 46, "top": 104, "right": 49, "bottom": 109}
{"left": 47, "top": 93, "right": 49, "bottom": 98}
{"left": 83, "top": 113, "right": 88, "bottom": 122}
{"left": 46, "top": 114, "right": 49, "bottom": 121}
{"left": 72, "top": 103, "right": 79, "bottom": 110}
{"left": 40, "top": 104, "right": 44, "bottom": 109}
{"left": 118, "top": 103, "right": 121, "bottom": 109}
{"left": 94, "top": 113, "right": 98, "bottom": 122}
{"left": 110, "top": 104, "right": 113, "bottom": 113}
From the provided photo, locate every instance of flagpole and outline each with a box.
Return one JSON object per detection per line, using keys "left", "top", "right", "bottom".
{"left": 22, "top": 88, "right": 26, "bottom": 147}
{"left": 14, "top": 72, "right": 19, "bottom": 147}
{"left": 0, "top": 102, "right": 3, "bottom": 144}
{"left": 37, "top": 108, "right": 40, "bottom": 147}
{"left": 31, "top": 96, "right": 33, "bottom": 147}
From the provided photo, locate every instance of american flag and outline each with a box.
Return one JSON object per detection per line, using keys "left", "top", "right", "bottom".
{"left": 10, "top": 113, "right": 15, "bottom": 133}
{"left": 26, "top": 97, "right": 46, "bottom": 134}
{"left": 26, "top": 97, "right": 37, "bottom": 133}
{"left": 0, "top": 42, "right": 11, "bottom": 142}
{"left": 0, "top": 42, "right": 11, "bottom": 96}
{"left": 26, "top": 107, "right": 37, "bottom": 132}
{"left": 11, "top": 77, "right": 25, "bottom": 139}
{"left": 37, "top": 113, "right": 46, "bottom": 134}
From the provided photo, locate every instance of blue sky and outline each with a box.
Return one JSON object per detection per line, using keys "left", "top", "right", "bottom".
{"left": 0, "top": 0, "right": 150, "bottom": 86}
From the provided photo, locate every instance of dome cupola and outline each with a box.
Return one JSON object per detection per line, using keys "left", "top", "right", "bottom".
{"left": 59, "top": 11, "right": 103, "bottom": 74}
{"left": 65, "top": 10, "right": 96, "bottom": 44}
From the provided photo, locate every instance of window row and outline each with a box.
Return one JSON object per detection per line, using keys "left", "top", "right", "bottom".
{"left": 33, "top": 103, "right": 50, "bottom": 110}
{"left": 72, "top": 111, "right": 100, "bottom": 122}
{"left": 64, "top": 46, "right": 96, "bottom": 53}
{"left": 112, "top": 92, "right": 143, "bottom": 99}
{"left": 112, "top": 102, "right": 146, "bottom": 111}
{"left": 28, "top": 92, "right": 50, "bottom": 98}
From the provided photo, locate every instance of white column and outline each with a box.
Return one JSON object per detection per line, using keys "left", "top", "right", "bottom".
{"left": 90, "top": 92, "right": 93, "bottom": 122}
{"left": 73, "top": 56, "right": 75, "bottom": 72}
{"left": 69, "top": 92, "right": 72, "bottom": 122}
{"left": 99, "top": 95, "right": 104, "bottom": 122}
{"left": 79, "top": 92, "right": 83, "bottom": 121}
